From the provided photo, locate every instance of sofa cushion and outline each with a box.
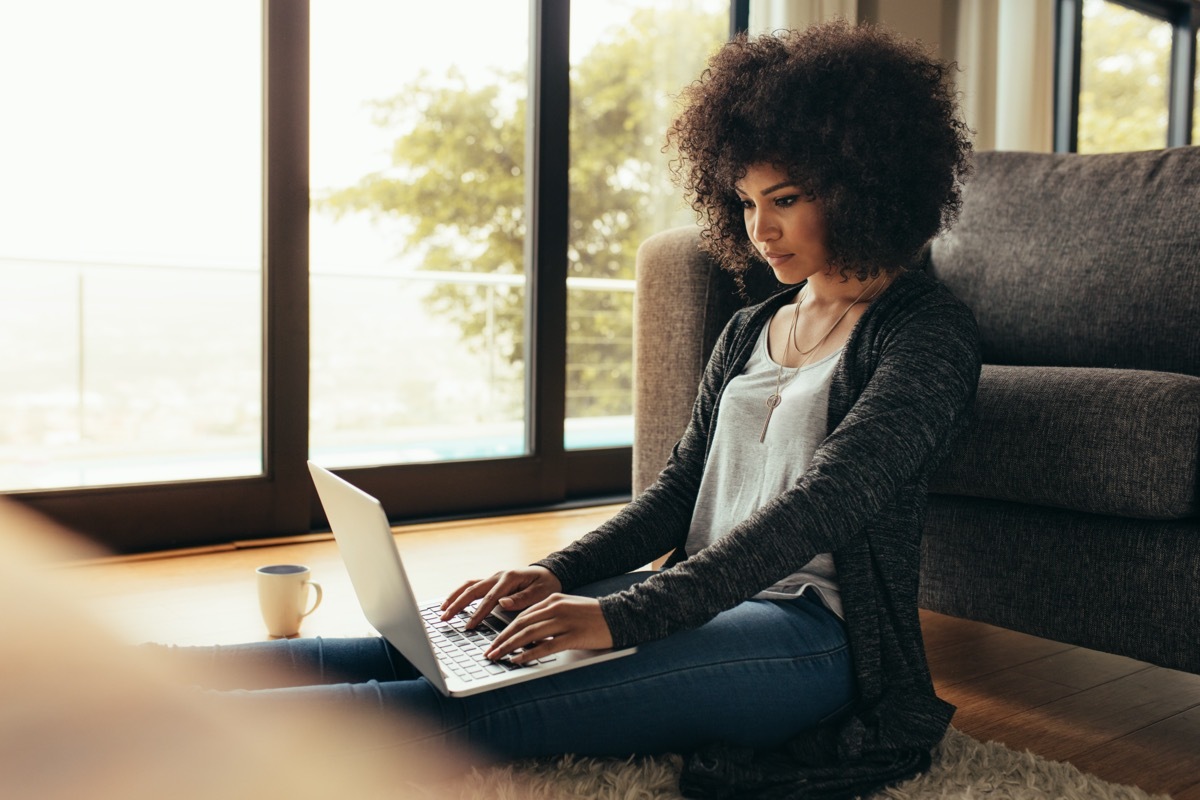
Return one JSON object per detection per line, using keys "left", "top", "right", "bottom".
{"left": 929, "top": 148, "right": 1200, "bottom": 377}
{"left": 930, "top": 364, "right": 1200, "bottom": 520}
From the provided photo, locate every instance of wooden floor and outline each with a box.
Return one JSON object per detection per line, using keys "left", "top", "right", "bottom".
{"left": 68, "top": 504, "right": 1200, "bottom": 799}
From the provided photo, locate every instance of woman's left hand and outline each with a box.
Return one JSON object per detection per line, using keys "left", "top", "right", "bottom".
{"left": 484, "top": 594, "right": 613, "bottom": 665}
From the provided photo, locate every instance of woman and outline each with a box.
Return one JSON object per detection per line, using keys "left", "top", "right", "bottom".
{"left": 175, "top": 21, "right": 979, "bottom": 798}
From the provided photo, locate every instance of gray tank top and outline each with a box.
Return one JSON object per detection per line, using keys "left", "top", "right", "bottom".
{"left": 682, "top": 317, "right": 844, "bottom": 618}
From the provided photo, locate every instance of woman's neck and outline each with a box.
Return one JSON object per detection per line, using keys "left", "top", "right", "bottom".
{"left": 800, "top": 269, "right": 892, "bottom": 309}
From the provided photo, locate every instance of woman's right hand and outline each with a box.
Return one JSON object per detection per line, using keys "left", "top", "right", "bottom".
{"left": 439, "top": 566, "right": 563, "bottom": 629}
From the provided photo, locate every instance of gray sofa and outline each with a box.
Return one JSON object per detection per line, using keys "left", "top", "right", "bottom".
{"left": 632, "top": 148, "right": 1200, "bottom": 675}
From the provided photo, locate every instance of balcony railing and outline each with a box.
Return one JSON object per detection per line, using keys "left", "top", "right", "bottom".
{"left": 0, "top": 256, "right": 634, "bottom": 491}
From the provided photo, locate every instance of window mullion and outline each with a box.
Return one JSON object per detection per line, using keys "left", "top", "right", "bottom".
{"left": 1167, "top": 2, "right": 1198, "bottom": 145}
{"left": 525, "top": 0, "right": 570, "bottom": 497}
{"left": 1055, "top": 0, "right": 1085, "bottom": 152}
{"left": 264, "top": 0, "right": 311, "bottom": 534}
{"left": 729, "top": 0, "right": 749, "bottom": 37}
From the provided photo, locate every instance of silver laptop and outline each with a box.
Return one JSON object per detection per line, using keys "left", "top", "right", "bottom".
{"left": 307, "top": 461, "right": 636, "bottom": 697}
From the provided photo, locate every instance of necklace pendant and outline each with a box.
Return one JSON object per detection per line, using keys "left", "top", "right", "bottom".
{"left": 760, "top": 393, "right": 782, "bottom": 443}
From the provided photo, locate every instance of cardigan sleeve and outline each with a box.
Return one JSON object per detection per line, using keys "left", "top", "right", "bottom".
{"left": 533, "top": 311, "right": 748, "bottom": 591}
{"left": 597, "top": 296, "right": 981, "bottom": 648}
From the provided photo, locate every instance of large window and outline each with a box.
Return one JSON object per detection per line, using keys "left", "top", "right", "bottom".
{"left": 0, "top": 1, "right": 263, "bottom": 492}
{"left": 1056, "top": 0, "right": 1198, "bottom": 151}
{"left": 308, "top": 1, "right": 727, "bottom": 467}
{"left": 3, "top": 1, "right": 734, "bottom": 551}
{"left": 308, "top": 2, "right": 532, "bottom": 468}
{"left": 565, "top": 1, "right": 727, "bottom": 450}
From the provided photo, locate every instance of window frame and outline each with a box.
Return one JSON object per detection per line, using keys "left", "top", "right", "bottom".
{"left": 10, "top": 0, "right": 745, "bottom": 553}
{"left": 1055, "top": 0, "right": 1199, "bottom": 151}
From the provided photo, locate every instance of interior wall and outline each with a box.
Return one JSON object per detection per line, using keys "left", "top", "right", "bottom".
{"left": 859, "top": 0, "right": 956, "bottom": 55}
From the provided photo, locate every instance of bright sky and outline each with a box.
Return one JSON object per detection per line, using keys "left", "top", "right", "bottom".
{"left": 0, "top": 0, "right": 262, "bottom": 267}
{"left": 0, "top": 0, "right": 714, "bottom": 272}
{"left": 0, "top": 0, "right": 720, "bottom": 487}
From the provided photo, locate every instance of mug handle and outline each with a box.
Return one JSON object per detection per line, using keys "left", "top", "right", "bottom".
{"left": 301, "top": 581, "right": 323, "bottom": 618}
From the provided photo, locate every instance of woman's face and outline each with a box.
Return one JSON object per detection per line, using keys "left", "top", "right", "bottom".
{"left": 734, "top": 163, "right": 831, "bottom": 285}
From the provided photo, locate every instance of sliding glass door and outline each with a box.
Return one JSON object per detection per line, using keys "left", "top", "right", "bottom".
{"left": 0, "top": 1, "right": 264, "bottom": 492}
{"left": 308, "top": 1, "right": 532, "bottom": 469}
{"left": 1057, "top": 0, "right": 1196, "bottom": 151}
{"left": 565, "top": 0, "right": 727, "bottom": 451}
{"left": 2, "top": 1, "right": 734, "bottom": 552}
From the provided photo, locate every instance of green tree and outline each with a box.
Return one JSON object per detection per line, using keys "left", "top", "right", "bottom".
{"left": 1078, "top": 0, "right": 1173, "bottom": 153}
{"left": 564, "top": 8, "right": 725, "bottom": 419}
{"left": 319, "top": 7, "right": 725, "bottom": 420}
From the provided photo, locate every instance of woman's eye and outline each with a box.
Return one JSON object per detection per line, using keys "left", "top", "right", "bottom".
{"left": 739, "top": 199, "right": 754, "bottom": 210}
{"left": 775, "top": 195, "right": 798, "bottom": 208}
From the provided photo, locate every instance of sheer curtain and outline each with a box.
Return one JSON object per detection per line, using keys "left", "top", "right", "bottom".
{"left": 953, "top": 0, "right": 1054, "bottom": 152}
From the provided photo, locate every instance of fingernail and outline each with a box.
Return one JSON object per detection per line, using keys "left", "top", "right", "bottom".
{"left": 499, "top": 597, "right": 513, "bottom": 608}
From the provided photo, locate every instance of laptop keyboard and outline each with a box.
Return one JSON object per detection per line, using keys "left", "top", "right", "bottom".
{"left": 420, "top": 601, "right": 558, "bottom": 683}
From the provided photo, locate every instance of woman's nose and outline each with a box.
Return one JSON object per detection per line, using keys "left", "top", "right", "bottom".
{"left": 752, "top": 210, "right": 779, "bottom": 243}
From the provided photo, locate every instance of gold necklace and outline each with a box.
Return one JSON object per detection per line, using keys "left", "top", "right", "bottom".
{"left": 759, "top": 275, "right": 883, "bottom": 444}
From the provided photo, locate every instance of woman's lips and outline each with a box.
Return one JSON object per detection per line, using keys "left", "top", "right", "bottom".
{"left": 764, "top": 251, "right": 793, "bottom": 267}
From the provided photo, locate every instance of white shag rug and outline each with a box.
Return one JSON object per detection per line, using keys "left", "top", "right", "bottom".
{"left": 432, "top": 727, "right": 1168, "bottom": 800}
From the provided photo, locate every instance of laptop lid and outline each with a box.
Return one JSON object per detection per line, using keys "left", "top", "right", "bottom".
{"left": 307, "top": 461, "right": 449, "bottom": 694}
{"left": 307, "top": 461, "right": 637, "bottom": 697}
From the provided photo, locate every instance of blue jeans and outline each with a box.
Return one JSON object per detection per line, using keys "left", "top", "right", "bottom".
{"left": 173, "top": 572, "right": 855, "bottom": 758}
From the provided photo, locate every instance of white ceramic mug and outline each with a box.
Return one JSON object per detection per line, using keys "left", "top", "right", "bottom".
{"left": 256, "top": 564, "right": 323, "bottom": 638}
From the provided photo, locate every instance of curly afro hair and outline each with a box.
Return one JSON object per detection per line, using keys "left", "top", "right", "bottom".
{"left": 667, "top": 20, "right": 972, "bottom": 285}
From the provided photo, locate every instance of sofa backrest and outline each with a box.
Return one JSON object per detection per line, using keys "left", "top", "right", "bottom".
{"left": 928, "top": 147, "right": 1200, "bottom": 378}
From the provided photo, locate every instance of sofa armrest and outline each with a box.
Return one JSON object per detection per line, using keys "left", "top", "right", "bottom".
{"left": 633, "top": 227, "right": 734, "bottom": 494}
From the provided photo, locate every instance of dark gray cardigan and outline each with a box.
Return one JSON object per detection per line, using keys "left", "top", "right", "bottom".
{"left": 537, "top": 268, "right": 982, "bottom": 799}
